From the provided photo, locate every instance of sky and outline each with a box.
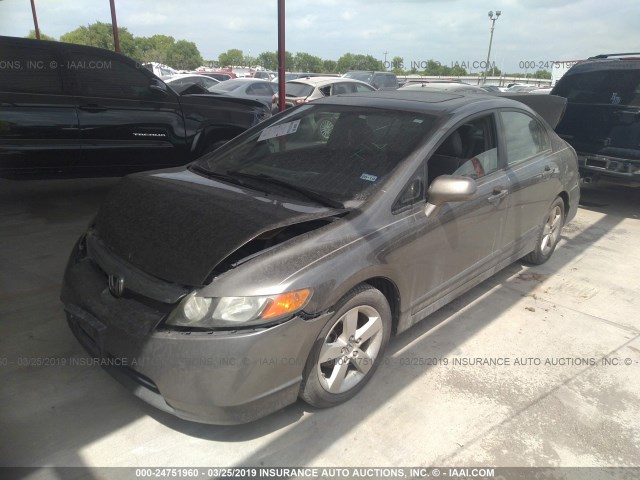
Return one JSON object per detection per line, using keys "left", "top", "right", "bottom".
{"left": 1, "top": 0, "right": 638, "bottom": 73}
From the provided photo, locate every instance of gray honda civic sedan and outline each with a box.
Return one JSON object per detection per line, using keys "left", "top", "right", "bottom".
{"left": 61, "top": 90, "right": 580, "bottom": 424}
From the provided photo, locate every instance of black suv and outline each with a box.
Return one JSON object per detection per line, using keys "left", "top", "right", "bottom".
{"left": 552, "top": 53, "right": 640, "bottom": 185}
{"left": 343, "top": 71, "right": 399, "bottom": 90}
{"left": 0, "top": 36, "right": 271, "bottom": 179}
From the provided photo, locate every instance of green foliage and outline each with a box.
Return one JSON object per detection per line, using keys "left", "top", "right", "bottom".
{"left": 336, "top": 53, "right": 382, "bottom": 73}
{"left": 59, "top": 22, "right": 139, "bottom": 59}
{"left": 165, "top": 40, "right": 203, "bottom": 70}
{"left": 391, "top": 56, "right": 404, "bottom": 74}
{"left": 501, "top": 69, "right": 551, "bottom": 79}
{"left": 218, "top": 48, "right": 244, "bottom": 67}
{"left": 532, "top": 69, "right": 552, "bottom": 79}
{"left": 137, "top": 34, "right": 175, "bottom": 64}
{"left": 56, "top": 23, "right": 204, "bottom": 69}
{"left": 244, "top": 55, "right": 258, "bottom": 68}
{"left": 257, "top": 50, "right": 295, "bottom": 72}
{"left": 293, "top": 52, "right": 323, "bottom": 72}
{"left": 26, "top": 30, "right": 56, "bottom": 41}
{"left": 257, "top": 51, "right": 278, "bottom": 71}
{"left": 322, "top": 59, "right": 337, "bottom": 73}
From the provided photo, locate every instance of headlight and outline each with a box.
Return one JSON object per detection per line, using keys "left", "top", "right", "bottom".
{"left": 166, "top": 289, "right": 312, "bottom": 329}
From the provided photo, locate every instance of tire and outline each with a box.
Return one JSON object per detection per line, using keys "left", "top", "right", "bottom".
{"left": 523, "top": 197, "right": 565, "bottom": 265}
{"left": 299, "top": 284, "right": 391, "bottom": 408}
{"left": 316, "top": 117, "right": 336, "bottom": 141}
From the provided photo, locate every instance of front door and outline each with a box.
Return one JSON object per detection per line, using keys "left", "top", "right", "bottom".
{"left": 65, "top": 49, "right": 186, "bottom": 174}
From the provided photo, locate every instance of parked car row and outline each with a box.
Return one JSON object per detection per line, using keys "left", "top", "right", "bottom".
{"left": 4, "top": 34, "right": 636, "bottom": 427}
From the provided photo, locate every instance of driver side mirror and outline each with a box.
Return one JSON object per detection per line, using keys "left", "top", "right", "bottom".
{"left": 149, "top": 78, "right": 169, "bottom": 97}
{"left": 425, "top": 175, "right": 477, "bottom": 217}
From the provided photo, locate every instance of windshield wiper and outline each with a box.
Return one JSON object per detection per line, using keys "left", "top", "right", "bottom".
{"left": 226, "top": 170, "right": 344, "bottom": 209}
{"left": 189, "top": 165, "right": 265, "bottom": 190}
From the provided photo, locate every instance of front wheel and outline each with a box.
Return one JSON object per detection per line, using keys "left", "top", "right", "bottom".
{"left": 299, "top": 285, "right": 391, "bottom": 408}
{"left": 523, "top": 197, "right": 565, "bottom": 265}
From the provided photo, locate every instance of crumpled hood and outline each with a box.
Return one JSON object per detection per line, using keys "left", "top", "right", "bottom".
{"left": 94, "top": 168, "right": 339, "bottom": 286}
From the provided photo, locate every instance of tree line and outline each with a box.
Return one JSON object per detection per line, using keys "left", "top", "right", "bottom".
{"left": 27, "top": 22, "right": 551, "bottom": 79}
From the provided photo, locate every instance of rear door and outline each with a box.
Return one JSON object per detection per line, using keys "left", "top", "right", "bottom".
{"left": 64, "top": 48, "right": 187, "bottom": 173}
{"left": 0, "top": 39, "right": 79, "bottom": 177}
{"left": 498, "top": 109, "right": 560, "bottom": 256}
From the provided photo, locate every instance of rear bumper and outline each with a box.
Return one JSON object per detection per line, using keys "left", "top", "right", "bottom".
{"left": 578, "top": 153, "right": 640, "bottom": 186}
{"left": 61, "top": 255, "right": 329, "bottom": 425}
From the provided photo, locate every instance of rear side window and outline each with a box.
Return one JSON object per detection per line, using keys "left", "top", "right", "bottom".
{"left": 0, "top": 44, "right": 63, "bottom": 95}
{"left": 69, "top": 52, "right": 154, "bottom": 100}
{"left": 501, "top": 111, "right": 550, "bottom": 165}
{"left": 554, "top": 66, "right": 640, "bottom": 106}
{"left": 284, "top": 83, "right": 314, "bottom": 97}
{"left": 247, "top": 82, "right": 275, "bottom": 96}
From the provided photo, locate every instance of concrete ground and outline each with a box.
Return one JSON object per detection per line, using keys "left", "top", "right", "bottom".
{"left": 0, "top": 178, "right": 639, "bottom": 474}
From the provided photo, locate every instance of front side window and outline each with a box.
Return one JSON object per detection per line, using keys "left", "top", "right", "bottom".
{"left": 428, "top": 114, "right": 498, "bottom": 184}
{"left": 246, "top": 82, "right": 274, "bottom": 96}
{"left": 344, "top": 72, "right": 373, "bottom": 84}
{"left": 193, "top": 105, "right": 436, "bottom": 206}
{"left": 500, "top": 111, "right": 550, "bottom": 165}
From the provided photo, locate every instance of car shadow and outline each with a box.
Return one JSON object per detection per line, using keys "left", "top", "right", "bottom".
{"left": 578, "top": 181, "right": 640, "bottom": 220}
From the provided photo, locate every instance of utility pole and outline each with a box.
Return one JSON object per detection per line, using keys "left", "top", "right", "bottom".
{"left": 30, "top": 0, "right": 41, "bottom": 39}
{"left": 483, "top": 10, "right": 501, "bottom": 85}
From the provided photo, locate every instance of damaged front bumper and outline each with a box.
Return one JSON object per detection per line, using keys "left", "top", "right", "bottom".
{"left": 60, "top": 237, "right": 329, "bottom": 425}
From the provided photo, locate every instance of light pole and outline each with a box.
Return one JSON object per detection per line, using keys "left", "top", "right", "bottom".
{"left": 483, "top": 10, "right": 501, "bottom": 85}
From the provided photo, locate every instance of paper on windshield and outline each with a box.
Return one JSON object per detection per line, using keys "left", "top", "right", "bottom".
{"left": 258, "top": 120, "right": 301, "bottom": 142}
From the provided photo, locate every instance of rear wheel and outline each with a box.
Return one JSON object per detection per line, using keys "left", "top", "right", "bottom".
{"left": 300, "top": 285, "right": 391, "bottom": 408}
{"left": 523, "top": 197, "right": 565, "bottom": 265}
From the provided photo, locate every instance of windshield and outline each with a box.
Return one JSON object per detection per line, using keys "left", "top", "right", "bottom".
{"left": 344, "top": 72, "right": 373, "bottom": 83}
{"left": 553, "top": 66, "right": 640, "bottom": 105}
{"left": 208, "top": 79, "right": 247, "bottom": 93}
{"left": 193, "top": 105, "right": 436, "bottom": 206}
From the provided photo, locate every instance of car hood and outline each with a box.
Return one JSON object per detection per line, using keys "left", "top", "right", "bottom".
{"left": 94, "top": 168, "right": 342, "bottom": 287}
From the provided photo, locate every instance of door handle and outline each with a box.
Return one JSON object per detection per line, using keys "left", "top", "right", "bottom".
{"left": 78, "top": 104, "right": 108, "bottom": 112}
{"left": 487, "top": 188, "right": 508, "bottom": 205}
{"left": 542, "top": 164, "right": 554, "bottom": 179}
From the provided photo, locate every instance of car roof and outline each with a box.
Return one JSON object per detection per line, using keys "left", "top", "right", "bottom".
{"left": 287, "top": 77, "right": 373, "bottom": 87}
{"left": 344, "top": 70, "right": 391, "bottom": 74}
{"left": 311, "top": 89, "right": 518, "bottom": 113}
{"left": 562, "top": 56, "right": 640, "bottom": 74}
{"left": 166, "top": 74, "right": 210, "bottom": 81}
{"left": 401, "top": 83, "right": 486, "bottom": 93}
